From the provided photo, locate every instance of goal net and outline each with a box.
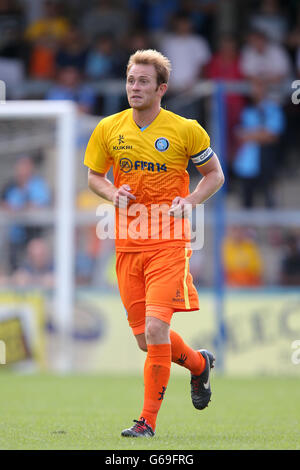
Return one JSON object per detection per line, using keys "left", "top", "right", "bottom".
{"left": 0, "top": 101, "right": 77, "bottom": 371}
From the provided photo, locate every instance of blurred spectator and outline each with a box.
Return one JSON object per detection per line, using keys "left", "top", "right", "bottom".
{"left": 278, "top": 4, "right": 300, "bottom": 172}
{"left": 118, "top": 29, "right": 154, "bottom": 82}
{"left": 75, "top": 190, "right": 108, "bottom": 286}
{"left": 179, "top": 0, "right": 218, "bottom": 42}
{"left": 28, "top": 34, "right": 57, "bottom": 79}
{"left": 75, "top": 226, "right": 99, "bottom": 286}
{"left": 24, "top": 0, "right": 69, "bottom": 43}
{"left": 1, "top": 155, "right": 51, "bottom": 210}
{"left": 159, "top": 12, "right": 211, "bottom": 92}
{"left": 278, "top": 63, "right": 300, "bottom": 173}
{"left": 46, "top": 66, "right": 96, "bottom": 114}
{"left": 85, "top": 34, "right": 124, "bottom": 115}
{"left": 223, "top": 226, "right": 263, "bottom": 287}
{"left": 248, "top": 0, "right": 288, "bottom": 43}
{"left": 233, "top": 79, "right": 285, "bottom": 208}
{"left": 55, "top": 26, "right": 88, "bottom": 72}
{"left": 206, "top": 34, "right": 243, "bottom": 81}
{"left": 0, "top": 0, "right": 26, "bottom": 97}
{"left": 0, "top": 155, "right": 51, "bottom": 271}
{"left": 205, "top": 33, "right": 245, "bottom": 161}
{"left": 285, "top": 4, "right": 300, "bottom": 61}
{"left": 297, "top": 47, "right": 300, "bottom": 76}
{"left": 127, "top": 0, "right": 179, "bottom": 37}
{"left": 0, "top": 0, "right": 25, "bottom": 58}
{"left": 76, "top": 188, "right": 117, "bottom": 289}
{"left": 280, "top": 234, "right": 300, "bottom": 286}
{"left": 85, "top": 35, "right": 117, "bottom": 80}
{"left": 125, "top": 29, "right": 153, "bottom": 55}
{"left": 12, "top": 237, "right": 54, "bottom": 288}
{"left": 240, "top": 28, "right": 291, "bottom": 86}
{"left": 25, "top": 0, "right": 70, "bottom": 80}
{"left": 80, "top": 0, "right": 129, "bottom": 43}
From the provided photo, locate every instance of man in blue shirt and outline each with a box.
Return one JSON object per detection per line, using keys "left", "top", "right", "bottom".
{"left": 46, "top": 66, "right": 96, "bottom": 114}
{"left": 233, "top": 79, "right": 285, "bottom": 208}
{"left": 1, "top": 155, "right": 51, "bottom": 271}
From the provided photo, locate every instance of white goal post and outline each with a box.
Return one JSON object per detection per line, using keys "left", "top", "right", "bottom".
{"left": 0, "top": 100, "right": 77, "bottom": 369}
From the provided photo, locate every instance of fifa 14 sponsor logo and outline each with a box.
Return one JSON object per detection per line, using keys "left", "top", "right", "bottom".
{"left": 120, "top": 157, "right": 167, "bottom": 173}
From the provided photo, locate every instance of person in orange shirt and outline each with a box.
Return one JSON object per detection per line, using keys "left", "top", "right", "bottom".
{"left": 84, "top": 49, "right": 224, "bottom": 437}
{"left": 24, "top": 0, "right": 69, "bottom": 43}
{"left": 25, "top": 0, "right": 70, "bottom": 80}
{"left": 223, "top": 226, "right": 263, "bottom": 286}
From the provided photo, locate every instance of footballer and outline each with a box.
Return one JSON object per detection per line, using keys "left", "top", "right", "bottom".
{"left": 84, "top": 49, "right": 224, "bottom": 437}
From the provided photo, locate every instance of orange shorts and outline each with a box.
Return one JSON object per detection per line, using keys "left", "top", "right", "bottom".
{"left": 116, "top": 247, "right": 199, "bottom": 335}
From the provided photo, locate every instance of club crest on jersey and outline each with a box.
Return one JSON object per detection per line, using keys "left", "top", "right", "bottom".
{"left": 155, "top": 137, "right": 169, "bottom": 152}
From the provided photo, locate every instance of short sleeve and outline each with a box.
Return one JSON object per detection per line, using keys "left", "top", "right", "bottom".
{"left": 187, "top": 120, "right": 214, "bottom": 167}
{"left": 84, "top": 120, "right": 113, "bottom": 173}
{"left": 29, "top": 177, "right": 51, "bottom": 206}
{"left": 264, "top": 103, "right": 285, "bottom": 135}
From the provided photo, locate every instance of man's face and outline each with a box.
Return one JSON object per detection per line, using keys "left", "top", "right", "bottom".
{"left": 249, "top": 33, "right": 267, "bottom": 53}
{"left": 59, "top": 67, "right": 80, "bottom": 88}
{"left": 251, "top": 79, "right": 266, "bottom": 103}
{"left": 126, "top": 64, "right": 166, "bottom": 111}
{"left": 15, "top": 157, "right": 34, "bottom": 186}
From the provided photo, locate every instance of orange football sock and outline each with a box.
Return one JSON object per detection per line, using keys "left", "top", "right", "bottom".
{"left": 170, "top": 330, "right": 205, "bottom": 375}
{"left": 140, "top": 343, "right": 171, "bottom": 431}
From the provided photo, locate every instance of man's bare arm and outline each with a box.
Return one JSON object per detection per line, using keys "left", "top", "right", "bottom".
{"left": 87, "top": 169, "right": 136, "bottom": 207}
{"left": 238, "top": 129, "right": 279, "bottom": 145}
{"left": 169, "top": 153, "right": 224, "bottom": 217}
{"left": 186, "top": 153, "right": 225, "bottom": 206}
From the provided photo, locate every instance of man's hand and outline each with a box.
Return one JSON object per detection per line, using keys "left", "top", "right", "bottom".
{"left": 113, "top": 184, "right": 136, "bottom": 208}
{"left": 168, "top": 197, "right": 193, "bottom": 218}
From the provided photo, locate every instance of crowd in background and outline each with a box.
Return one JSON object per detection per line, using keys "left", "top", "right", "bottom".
{"left": 0, "top": 0, "right": 300, "bottom": 288}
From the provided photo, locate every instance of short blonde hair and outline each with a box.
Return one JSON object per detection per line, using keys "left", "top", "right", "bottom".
{"left": 127, "top": 49, "right": 171, "bottom": 85}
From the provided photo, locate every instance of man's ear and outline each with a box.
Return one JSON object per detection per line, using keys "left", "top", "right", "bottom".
{"left": 159, "top": 83, "right": 168, "bottom": 98}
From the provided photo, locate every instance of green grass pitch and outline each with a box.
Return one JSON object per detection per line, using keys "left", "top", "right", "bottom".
{"left": 0, "top": 371, "right": 299, "bottom": 450}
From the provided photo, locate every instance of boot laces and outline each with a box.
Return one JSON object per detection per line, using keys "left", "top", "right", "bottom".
{"left": 132, "top": 418, "right": 148, "bottom": 432}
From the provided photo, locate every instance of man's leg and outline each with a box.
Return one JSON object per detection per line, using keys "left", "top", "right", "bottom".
{"left": 135, "top": 326, "right": 214, "bottom": 413}
{"left": 169, "top": 330, "right": 206, "bottom": 375}
{"left": 121, "top": 312, "right": 172, "bottom": 437}
{"left": 135, "top": 329, "right": 205, "bottom": 376}
{"left": 138, "top": 315, "right": 171, "bottom": 432}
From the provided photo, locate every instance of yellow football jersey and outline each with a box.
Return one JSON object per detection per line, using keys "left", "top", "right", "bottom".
{"left": 84, "top": 107, "right": 213, "bottom": 251}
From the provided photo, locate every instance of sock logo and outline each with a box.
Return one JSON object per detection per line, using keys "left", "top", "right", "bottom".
{"left": 158, "top": 386, "right": 167, "bottom": 401}
{"left": 177, "top": 353, "right": 187, "bottom": 366}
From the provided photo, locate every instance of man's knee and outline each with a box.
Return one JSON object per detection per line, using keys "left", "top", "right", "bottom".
{"left": 145, "top": 316, "right": 170, "bottom": 344}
